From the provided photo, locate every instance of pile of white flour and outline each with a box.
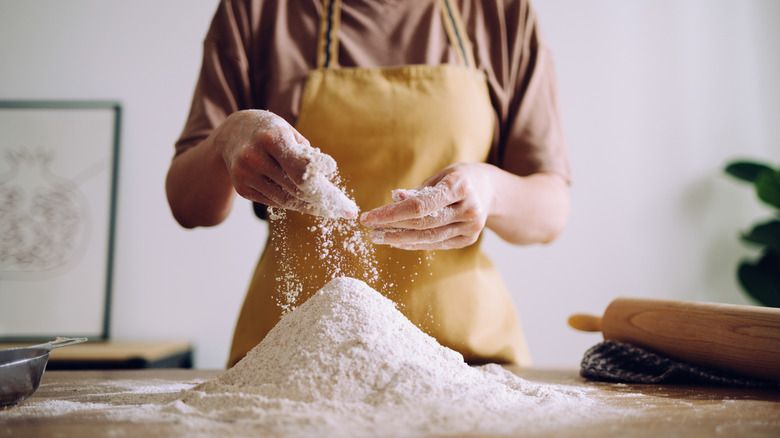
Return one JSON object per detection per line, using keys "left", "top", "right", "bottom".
{"left": 3, "top": 277, "right": 606, "bottom": 437}
{"left": 168, "top": 277, "right": 594, "bottom": 437}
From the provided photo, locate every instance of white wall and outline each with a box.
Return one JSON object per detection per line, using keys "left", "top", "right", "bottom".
{"left": 520, "top": 0, "right": 780, "bottom": 365}
{"left": 0, "top": 1, "right": 777, "bottom": 369}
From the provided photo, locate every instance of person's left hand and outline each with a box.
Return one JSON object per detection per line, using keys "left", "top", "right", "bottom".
{"left": 360, "top": 163, "right": 494, "bottom": 250}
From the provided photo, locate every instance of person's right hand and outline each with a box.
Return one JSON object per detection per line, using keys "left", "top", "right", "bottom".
{"left": 214, "top": 110, "right": 357, "bottom": 219}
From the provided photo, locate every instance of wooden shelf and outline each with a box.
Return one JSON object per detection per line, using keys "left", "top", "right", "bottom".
{"left": 0, "top": 340, "right": 193, "bottom": 369}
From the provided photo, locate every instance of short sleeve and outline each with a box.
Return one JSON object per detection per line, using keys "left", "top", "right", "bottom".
{"left": 480, "top": 0, "right": 571, "bottom": 182}
{"left": 503, "top": 42, "right": 570, "bottom": 181}
{"left": 174, "top": 0, "right": 254, "bottom": 157}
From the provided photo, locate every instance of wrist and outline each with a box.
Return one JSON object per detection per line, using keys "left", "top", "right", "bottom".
{"left": 475, "top": 163, "right": 503, "bottom": 223}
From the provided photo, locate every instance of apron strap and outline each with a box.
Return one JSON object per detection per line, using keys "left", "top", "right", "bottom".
{"left": 317, "top": 0, "right": 342, "bottom": 69}
{"left": 438, "top": 0, "right": 476, "bottom": 68}
{"left": 316, "top": 0, "right": 476, "bottom": 69}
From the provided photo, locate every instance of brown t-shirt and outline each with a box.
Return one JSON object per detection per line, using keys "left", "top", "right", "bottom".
{"left": 175, "top": 0, "right": 570, "bottom": 181}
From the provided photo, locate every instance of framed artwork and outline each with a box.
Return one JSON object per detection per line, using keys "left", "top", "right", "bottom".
{"left": 0, "top": 100, "right": 121, "bottom": 341}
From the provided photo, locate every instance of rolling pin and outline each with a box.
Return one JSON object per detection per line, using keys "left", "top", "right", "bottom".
{"left": 569, "top": 297, "right": 780, "bottom": 381}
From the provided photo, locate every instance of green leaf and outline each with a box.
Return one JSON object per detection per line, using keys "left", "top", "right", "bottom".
{"left": 741, "top": 219, "right": 780, "bottom": 253}
{"left": 725, "top": 161, "right": 774, "bottom": 183}
{"left": 755, "top": 169, "right": 780, "bottom": 210}
{"left": 737, "top": 250, "right": 780, "bottom": 308}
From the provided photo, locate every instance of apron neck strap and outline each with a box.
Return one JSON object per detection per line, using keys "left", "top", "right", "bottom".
{"left": 316, "top": 0, "right": 476, "bottom": 69}
{"left": 316, "top": 0, "right": 342, "bottom": 69}
{"left": 437, "top": 0, "right": 476, "bottom": 68}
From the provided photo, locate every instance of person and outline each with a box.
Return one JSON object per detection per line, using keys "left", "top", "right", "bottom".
{"left": 166, "top": 0, "right": 571, "bottom": 367}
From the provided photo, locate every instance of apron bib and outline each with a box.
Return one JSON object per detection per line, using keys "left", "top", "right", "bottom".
{"left": 229, "top": 0, "right": 530, "bottom": 367}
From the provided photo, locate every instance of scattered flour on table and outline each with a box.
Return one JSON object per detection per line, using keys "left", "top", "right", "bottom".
{"left": 166, "top": 277, "right": 596, "bottom": 437}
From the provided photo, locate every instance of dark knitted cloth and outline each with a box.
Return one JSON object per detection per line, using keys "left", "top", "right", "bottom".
{"left": 580, "top": 341, "right": 780, "bottom": 389}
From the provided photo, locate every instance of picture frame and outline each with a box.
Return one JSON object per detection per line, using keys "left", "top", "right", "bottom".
{"left": 0, "top": 100, "right": 121, "bottom": 341}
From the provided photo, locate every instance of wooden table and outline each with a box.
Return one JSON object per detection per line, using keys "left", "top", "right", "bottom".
{"left": 1, "top": 368, "right": 778, "bottom": 437}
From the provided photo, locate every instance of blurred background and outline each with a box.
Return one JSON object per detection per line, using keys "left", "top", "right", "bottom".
{"left": 0, "top": 0, "right": 777, "bottom": 369}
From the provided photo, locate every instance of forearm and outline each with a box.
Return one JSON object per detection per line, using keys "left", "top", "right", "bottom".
{"left": 165, "top": 133, "right": 237, "bottom": 229}
{"left": 485, "top": 168, "right": 570, "bottom": 245}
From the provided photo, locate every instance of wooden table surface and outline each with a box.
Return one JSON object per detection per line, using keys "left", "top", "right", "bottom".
{"left": 1, "top": 368, "right": 778, "bottom": 437}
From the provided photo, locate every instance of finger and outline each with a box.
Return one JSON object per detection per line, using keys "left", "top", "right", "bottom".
{"left": 249, "top": 124, "right": 340, "bottom": 206}
{"left": 270, "top": 140, "right": 355, "bottom": 218}
{"left": 369, "top": 206, "right": 456, "bottom": 230}
{"left": 361, "top": 184, "right": 456, "bottom": 226}
{"left": 263, "top": 119, "right": 334, "bottom": 181}
{"left": 258, "top": 146, "right": 357, "bottom": 219}
{"left": 368, "top": 223, "right": 465, "bottom": 246}
{"left": 243, "top": 177, "right": 338, "bottom": 218}
{"left": 254, "top": 174, "right": 348, "bottom": 219}
{"left": 266, "top": 131, "right": 340, "bottom": 201}
{"left": 256, "top": 126, "right": 311, "bottom": 188}
{"left": 251, "top": 113, "right": 325, "bottom": 185}
{"left": 231, "top": 145, "right": 307, "bottom": 204}
{"left": 290, "top": 125, "right": 310, "bottom": 147}
{"left": 391, "top": 188, "right": 418, "bottom": 203}
{"left": 249, "top": 113, "right": 355, "bottom": 218}
{"left": 382, "top": 228, "right": 480, "bottom": 250}
{"left": 388, "top": 235, "right": 476, "bottom": 251}
{"left": 244, "top": 186, "right": 316, "bottom": 216}
{"left": 257, "top": 153, "right": 303, "bottom": 197}
{"left": 238, "top": 176, "right": 293, "bottom": 207}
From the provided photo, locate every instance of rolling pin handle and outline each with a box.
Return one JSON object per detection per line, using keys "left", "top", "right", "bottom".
{"left": 567, "top": 314, "right": 603, "bottom": 332}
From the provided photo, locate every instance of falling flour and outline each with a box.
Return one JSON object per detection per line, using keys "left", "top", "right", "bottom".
{"left": 262, "top": 132, "right": 383, "bottom": 312}
{"left": 165, "top": 277, "right": 594, "bottom": 437}
{"left": 269, "top": 208, "right": 381, "bottom": 314}
{"left": 288, "top": 138, "right": 358, "bottom": 220}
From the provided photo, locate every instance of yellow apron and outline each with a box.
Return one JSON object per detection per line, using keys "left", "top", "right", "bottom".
{"left": 229, "top": 0, "right": 530, "bottom": 367}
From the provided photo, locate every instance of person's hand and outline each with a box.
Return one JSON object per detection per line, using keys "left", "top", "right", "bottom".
{"left": 360, "top": 163, "right": 495, "bottom": 250}
{"left": 214, "top": 110, "right": 357, "bottom": 219}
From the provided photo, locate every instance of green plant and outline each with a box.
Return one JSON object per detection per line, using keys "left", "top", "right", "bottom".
{"left": 724, "top": 160, "right": 780, "bottom": 307}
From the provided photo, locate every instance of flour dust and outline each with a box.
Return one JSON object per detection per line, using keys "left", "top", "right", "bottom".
{"left": 266, "top": 146, "right": 385, "bottom": 314}
{"left": 268, "top": 203, "right": 381, "bottom": 314}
